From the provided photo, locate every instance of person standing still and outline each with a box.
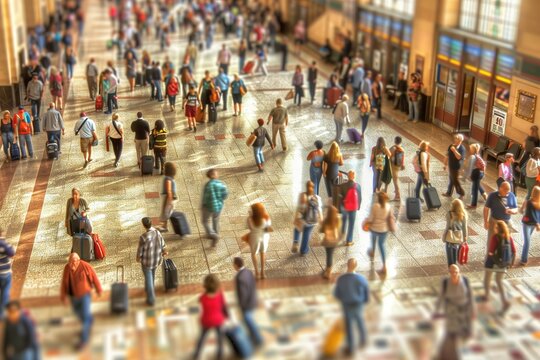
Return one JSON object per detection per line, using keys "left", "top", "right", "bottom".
{"left": 136, "top": 217, "right": 167, "bottom": 306}
{"left": 525, "top": 147, "right": 540, "bottom": 199}
{"left": 73, "top": 112, "right": 97, "bottom": 168}
{"left": 483, "top": 181, "right": 518, "bottom": 251}
{"left": 292, "top": 65, "right": 304, "bottom": 106}
{"left": 60, "top": 253, "right": 102, "bottom": 350}
{"left": 26, "top": 73, "right": 44, "bottom": 123}
{"left": 338, "top": 170, "right": 362, "bottom": 246}
{"left": 442, "top": 134, "right": 466, "bottom": 200}
{"left": 103, "top": 69, "right": 118, "bottom": 115}
{"left": 131, "top": 112, "right": 150, "bottom": 167}
{"left": 333, "top": 95, "right": 350, "bottom": 143}
{"left": 267, "top": 98, "right": 289, "bottom": 151}
{"left": 42, "top": 102, "right": 65, "bottom": 153}
{"left": 85, "top": 58, "right": 99, "bottom": 100}
{"left": 201, "top": 169, "right": 229, "bottom": 246}
{"left": 351, "top": 62, "right": 365, "bottom": 106}
{"left": 371, "top": 74, "right": 383, "bottom": 119}
{"left": 334, "top": 259, "right": 370, "bottom": 356}
{"left": 307, "top": 61, "right": 317, "bottom": 104}
{"left": 13, "top": 105, "right": 34, "bottom": 159}
{"left": 0, "top": 228, "right": 15, "bottom": 319}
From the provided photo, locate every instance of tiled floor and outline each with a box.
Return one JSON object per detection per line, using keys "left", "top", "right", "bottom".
{"left": 2, "top": 1, "right": 540, "bottom": 358}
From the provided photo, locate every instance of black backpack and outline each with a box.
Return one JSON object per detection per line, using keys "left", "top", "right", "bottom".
{"left": 493, "top": 235, "right": 513, "bottom": 268}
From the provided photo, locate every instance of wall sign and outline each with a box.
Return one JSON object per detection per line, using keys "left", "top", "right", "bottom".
{"left": 515, "top": 90, "right": 537, "bottom": 123}
{"left": 491, "top": 107, "right": 507, "bottom": 136}
{"left": 495, "top": 52, "right": 515, "bottom": 84}
{"left": 449, "top": 38, "right": 463, "bottom": 66}
{"left": 437, "top": 35, "right": 451, "bottom": 61}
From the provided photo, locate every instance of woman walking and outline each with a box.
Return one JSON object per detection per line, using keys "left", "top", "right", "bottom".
{"left": 142, "top": 50, "right": 151, "bottom": 86}
{"left": 292, "top": 181, "right": 322, "bottom": 255}
{"left": 320, "top": 205, "right": 341, "bottom": 279}
{"left": 370, "top": 137, "right": 392, "bottom": 193}
{"left": 183, "top": 85, "right": 200, "bottom": 132}
{"left": 125, "top": 51, "right": 137, "bottom": 91}
{"left": 166, "top": 74, "right": 179, "bottom": 111}
{"left": 442, "top": 199, "right": 468, "bottom": 266}
{"left": 105, "top": 113, "right": 124, "bottom": 167}
{"left": 520, "top": 186, "right": 540, "bottom": 265}
{"left": 292, "top": 65, "right": 304, "bottom": 106}
{"left": 65, "top": 188, "right": 90, "bottom": 236}
{"left": 466, "top": 143, "right": 487, "bottom": 209}
{"left": 238, "top": 39, "right": 247, "bottom": 74}
{"left": 247, "top": 203, "right": 271, "bottom": 279}
{"left": 64, "top": 47, "right": 76, "bottom": 80}
{"left": 251, "top": 118, "right": 273, "bottom": 172}
{"left": 365, "top": 191, "right": 394, "bottom": 275}
{"left": 525, "top": 147, "right": 540, "bottom": 199}
{"left": 193, "top": 274, "right": 228, "bottom": 360}
{"left": 255, "top": 45, "right": 268, "bottom": 76}
{"left": 157, "top": 162, "right": 177, "bottom": 232}
{"left": 498, "top": 153, "right": 515, "bottom": 192}
{"left": 49, "top": 66, "right": 64, "bottom": 110}
{"left": 1, "top": 111, "right": 14, "bottom": 161}
{"left": 322, "top": 141, "right": 344, "bottom": 198}
{"left": 306, "top": 140, "right": 325, "bottom": 195}
{"left": 230, "top": 74, "right": 247, "bottom": 116}
{"left": 413, "top": 141, "right": 431, "bottom": 200}
{"left": 483, "top": 220, "right": 516, "bottom": 314}
{"left": 358, "top": 93, "right": 371, "bottom": 140}
{"left": 150, "top": 120, "right": 167, "bottom": 174}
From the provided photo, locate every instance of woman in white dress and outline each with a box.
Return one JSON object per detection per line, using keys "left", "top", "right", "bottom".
{"left": 248, "top": 203, "right": 271, "bottom": 279}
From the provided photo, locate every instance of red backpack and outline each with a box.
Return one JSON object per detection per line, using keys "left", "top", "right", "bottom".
{"left": 343, "top": 184, "right": 359, "bottom": 211}
{"left": 167, "top": 78, "right": 179, "bottom": 96}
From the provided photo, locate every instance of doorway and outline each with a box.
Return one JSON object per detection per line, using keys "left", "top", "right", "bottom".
{"left": 457, "top": 74, "right": 475, "bottom": 132}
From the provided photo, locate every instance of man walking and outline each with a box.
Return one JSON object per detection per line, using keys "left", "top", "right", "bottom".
{"left": 3, "top": 301, "right": 39, "bottom": 359}
{"left": 0, "top": 228, "right": 15, "bottom": 319}
{"left": 351, "top": 62, "right": 364, "bottom": 106}
{"left": 152, "top": 61, "right": 163, "bottom": 102}
{"left": 131, "top": 112, "right": 150, "bottom": 167}
{"left": 104, "top": 69, "right": 118, "bottom": 114}
{"left": 483, "top": 181, "right": 518, "bottom": 250}
{"left": 85, "top": 58, "right": 99, "bottom": 100}
{"left": 136, "top": 217, "right": 167, "bottom": 306}
{"left": 372, "top": 73, "right": 383, "bottom": 119}
{"left": 362, "top": 71, "right": 373, "bottom": 101}
{"left": 233, "top": 257, "right": 263, "bottom": 348}
{"left": 307, "top": 61, "right": 317, "bottom": 104}
{"left": 73, "top": 112, "right": 97, "bottom": 167}
{"left": 267, "top": 98, "right": 289, "bottom": 151}
{"left": 442, "top": 134, "right": 466, "bottom": 199}
{"left": 215, "top": 67, "right": 230, "bottom": 111}
{"left": 26, "top": 72, "right": 43, "bottom": 125}
{"left": 60, "top": 253, "right": 102, "bottom": 350}
{"left": 202, "top": 169, "right": 228, "bottom": 246}
{"left": 216, "top": 44, "right": 232, "bottom": 75}
{"left": 13, "top": 105, "right": 34, "bottom": 159}
{"left": 42, "top": 102, "right": 65, "bottom": 153}
{"left": 334, "top": 258, "right": 370, "bottom": 356}
{"left": 333, "top": 94, "right": 350, "bottom": 143}
{"left": 338, "top": 170, "right": 362, "bottom": 246}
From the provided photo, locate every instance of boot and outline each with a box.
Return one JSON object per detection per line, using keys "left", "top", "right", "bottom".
{"left": 322, "top": 266, "right": 332, "bottom": 280}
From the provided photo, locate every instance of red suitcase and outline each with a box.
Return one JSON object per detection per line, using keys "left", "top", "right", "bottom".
{"left": 326, "top": 88, "right": 342, "bottom": 107}
{"left": 458, "top": 242, "right": 469, "bottom": 265}
{"left": 92, "top": 233, "right": 106, "bottom": 260}
{"left": 243, "top": 60, "right": 255, "bottom": 75}
{"left": 95, "top": 95, "right": 104, "bottom": 111}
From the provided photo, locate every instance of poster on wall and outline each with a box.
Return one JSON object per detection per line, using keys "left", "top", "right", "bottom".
{"left": 490, "top": 107, "right": 507, "bottom": 136}
{"left": 373, "top": 50, "right": 381, "bottom": 71}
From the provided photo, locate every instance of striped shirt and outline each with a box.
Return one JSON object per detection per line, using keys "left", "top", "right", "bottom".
{"left": 0, "top": 238, "right": 15, "bottom": 275}
{"left": 137, "top": 228, "right": 166, "bottom": 269}
{"left": 152, "top": 129, "right": 167, "bottom": 149}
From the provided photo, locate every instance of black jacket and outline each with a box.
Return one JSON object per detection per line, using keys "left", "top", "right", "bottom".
{"left": 152, "top": 67, "right": 162, "bottom": 81}
{"left": 308, "top": 68, "right": 317, "bottom": 83}
{"left": 235, "top": 268, "right": 257, "bottom": 311}
{"left": 252, "top": 126, "right": 272, "bottom": 148}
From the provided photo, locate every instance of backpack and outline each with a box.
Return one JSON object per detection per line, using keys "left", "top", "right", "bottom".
{"left": 15, "top": 113, "right": 31, "bottom": 133}
{"left": 375, "top": 152, "right": 386, "bottom": 171}
{"left": 304, "top": 196, "right": 320, "bottom": 224}
{"left": 493, "top": 235, "right": 513, "bottom": 268}
{"left": 52, "top": 78, "right": 62, "bottom": 91}
{"left": 475, "top": 155, "right": 486, "bottom": 171}
{"left": 342, "top": 184, "right": 359, "bottom": 211}
{"left": 392, "top": 146, "right": 404, "bottom": 166}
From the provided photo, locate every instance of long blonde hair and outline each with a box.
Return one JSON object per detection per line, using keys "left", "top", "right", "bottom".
{"left": 450, "top": 199, "right": 467, "bottom": 222}
{"left": 321, "top": 205, "right": 340, "bottom": 232}
{"left": 327, "top": 141, "right": 342, "bottom": 162}
{"left": 495, "top": 220, "right": 510, "bottom": 240}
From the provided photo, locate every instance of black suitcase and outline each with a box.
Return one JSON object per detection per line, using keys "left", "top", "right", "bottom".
{"left": 170, "top": 211, "right": 191, "bottom": 237}
{"left": 136, "top": 71, "right": 144, "bottom": 86}
{"left": 141, "top": 155, "right": 154, "bottom": 175}
{"left": 46, "top": 141, "right": 58, "bottom": 159}
{"left": 33, "top": 118, "right": 40, "bottom": 133}
{"left": 406, "top": 183, "right": 421, "bottom": 221}
{"left": 111, "top": 266, "right": 128, "bottom": 314}
{"left": 162, "top": 258, "right": 179, "bottom": 291}
{"left": 423, "top": 184, "right": 441, "bottom": 210}
{"left": 208, "top": 104, "right": 217, "bottom": 123}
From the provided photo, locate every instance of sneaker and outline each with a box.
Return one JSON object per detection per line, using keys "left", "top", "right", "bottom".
{"left": 291, "top": 243, "right": 299, "bottom": 253}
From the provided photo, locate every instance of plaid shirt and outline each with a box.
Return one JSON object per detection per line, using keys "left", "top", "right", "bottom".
{"left": 202, "top": 179, "right": 228, "bottom": 213}
{"left": 137, "top": 228, "right": 166, "bottom": 269}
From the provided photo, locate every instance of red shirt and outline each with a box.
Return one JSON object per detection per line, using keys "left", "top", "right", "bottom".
{"left": 200, "top": 291, "right": 227, "bottom": 328}
{"left": 488, "top": 235, "right": 516, "bottom": 255}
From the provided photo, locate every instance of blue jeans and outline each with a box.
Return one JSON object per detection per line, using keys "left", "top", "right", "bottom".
{"left": 445, "top": 242, "right": 460, "bottom": 266}
{"left": 168, "top": 95, "right": 176, "bottom": 107}
{"left": 71, "top": 293, "right": 93, "bottom": 345}
{"left": 522, "top": 223, "right": 535, "bottom": 263}
{"left": 293, "top": 224, "right": 315, "bottom": 255}
{"left": 243, "top": 310, "right": 263, "bottom": 346}
{"left": 253, "top": 146, "right": 264, "bottom": 165}
{"left": 19, "top": 134, "right": 34, "bottom": 158}
{"left": 8, "top": 348, "right": 33, "bottom": 360}
{"left": 408, "top": 99, "right": 419, "bottom": 121}
{"left": 361, "top": 114, "right": 369, "bottom": 135}
{"left": 194, "top": 326, "right": 223, "bottom": 360}
{"left": 470, "top": 171, "right": 485, "bottom": 206}
{"left": 341, "top": 210, "right": 357, "bottom": 244}
{"left": 334, "top": 119, "right": 344, "bottom": 142}
{"left": 66, "top": 63, "right": 74, "bottom": 79}
{"left": 106, "top": 93, "right": 115, "bottom": 112}
{"left": 0, "top": 273, "right": 12, "bottom": 319}
{"left": 309, "top": 166, "right": 322, "bottom": 195}
{"left": 352, "top": 87, "right": 360, "bottom": 105}
{"left": 153, "top": 80, "right": 163, "bottom": 101}
{"left": 1, "top": 132, "right": 14, "bottom": 157}
{"left": 342, "top": 304, "right": 366, "bottom": 352}
{"left": 373, "top": 169, "right": 382, "bottom": 192}
{"left": 415, "top": 172, "right": 427, "bottom": 198}
{"left": 370, "top": 231, "right": 388, "bottom": 264}
{"left": 239, "top": 55, "right": 245, "bottom": 74}
{"left": 30, "top": 99, "right": 41, "bottom": 119}
{"left": 46, "top": 130, "right": 61, "bottom": 151}
{"left": 294, "top": 85, "right": 302, "bottom": 105}
{"left": 142, "top": 266, "right": 156, "bottom": 305}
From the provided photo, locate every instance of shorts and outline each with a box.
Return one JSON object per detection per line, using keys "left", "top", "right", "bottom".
{"left": 80, "top": 137, "right": 93, "bottom": 152}
{"left": 185, "top": 105, "right": 197, "bottom": 117}
{"left": 232, "top": 93, "right": 242, "bottom": 104}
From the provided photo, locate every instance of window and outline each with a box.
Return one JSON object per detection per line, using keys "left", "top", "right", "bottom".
{"left": 372, "top": 0, "right": 415, "bottom": 16}
{"left": 459, "top": 0, "right": 521, "bottom": 42}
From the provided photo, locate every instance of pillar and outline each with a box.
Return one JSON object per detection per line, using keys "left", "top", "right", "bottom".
{"left": 24, "top": 0, "right": 45, "bottom": 28}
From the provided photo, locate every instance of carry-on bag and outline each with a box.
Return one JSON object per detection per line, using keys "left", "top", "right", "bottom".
{"left": 141, "top": 155, "right": 154, "bottom": 175}
{"left": 346, "top": 128, "right": 362, "bottom": 144}
{"left": 72, "top": 233, "right": 94, "bottom": 261}
{"left": 110, "top": 266, "right": 128, "bottom": 314}
{"left": 92, "top": 233, "right": 106, "bottom": 260}
{"left": 224, "top": 325, "right": 253, "bottom": 359}
{"left": 406, "top": 182, "right": 421, "bottom": 221}
{"left": 170, "top": 211, "right": 191, "bottom": 237}
{"left": 162, "top": 258, "right": 179, "bottom": 291}
{"left": 423, "top": 183, "right": 441, "bottom": 210}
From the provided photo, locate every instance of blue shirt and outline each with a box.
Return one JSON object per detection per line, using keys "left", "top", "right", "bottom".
{"left": 231, "top": 80, "right": 245, "bottom": 95}
{"left": 215, "top": 73, "right": 230, "bottom": 91}
{"left": 352, "top": 67, "right": 365, "bottom": 88}
{"left": 334, "top": 273, "right": 369, "bottom": 306}
{"left": 0, "top": 238, "right": 15, "bottom": 275}
{"left": 485, "top": 191, "right": 517, "bottom": 221}
{"left": 73, "top": 117, "right": 96, "bottom": 139}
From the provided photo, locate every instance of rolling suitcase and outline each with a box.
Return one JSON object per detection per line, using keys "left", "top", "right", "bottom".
{"left": 92, "top": 233, "right": 106, "bottom": 260}
{"left": 72, "top": 233, "right": 94, "bottom": 261}
{"left": 10, "top": 143, "right": 20, "bottom": 160}
{"left": 242, "top": 60, "right": 255, "bottom": 74}
{"left": 195, "top": 107, "right": 205, "bottom": 123}
{"left": 326, "top": 87, "right": 342, "bottom": 107}
{"left": 406, "top": 183, "right": 421, "bottom": 222}
{"left": 95, "top": 95, "right": 104, "bottom": 111}
{"left": 141, "top": 155, "right": 154, "bottom": 175}
{"left": 33, "top": 117, "right": 40, "bottom": 134}
{"left": 135, "top": 71, "right": 144, "bottom": 86}
{"left": 208, "top": 104, "right": 217, "bottom": 123}
{"left": 322, "top": 319, "right": 345, "bottom": 358}
{"left": 162, "top": 258, "right": 179, "bottom": 291}
{"left": 170, "top": 211, "right": 191, "bottom": 237}
{"left": 423, "top": 184, "right": 441, "bottom": 210}
{"left": 110, "top": 266, "right": 128, "bottom": 314}
{"left": 46, "top": 141, "right": 58, "bottom": 159}
{"left": 346, "top": 128, "right": 362, "bottom": 144}
{"left": 224, "top": 325, "right": 253, "bottom": 359}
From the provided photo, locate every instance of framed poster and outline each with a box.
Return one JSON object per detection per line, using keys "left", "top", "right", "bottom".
{"left": 515, "top": 90, "right": 537, "bottom": 122}
{"left": 491, "top": 107, "right": 507, "bottom": 136}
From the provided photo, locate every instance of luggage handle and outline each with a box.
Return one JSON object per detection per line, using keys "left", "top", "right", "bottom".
{"left": 116, "top": 265, "right": 125, "bottom": 283}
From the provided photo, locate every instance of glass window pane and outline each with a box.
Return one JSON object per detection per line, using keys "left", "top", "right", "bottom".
{"left": 459, "top": 0, "right": 478, "bottom": 31}
{"left": 478, "top": 0, "right": 521, "bottom": 42}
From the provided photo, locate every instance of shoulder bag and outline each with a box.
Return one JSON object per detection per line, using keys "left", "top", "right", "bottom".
{"left": 445, "top": 213, "right": 463, "bottom": 244}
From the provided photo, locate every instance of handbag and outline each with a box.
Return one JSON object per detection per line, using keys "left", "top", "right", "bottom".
{"left": 284, "top": 89, "right": 294, "bottom": 100}
{"left": 239, "top": 84, "right": 247, "bottom": 96}
{"left": 246, "top": 133, "right": 257, "bottom": 146}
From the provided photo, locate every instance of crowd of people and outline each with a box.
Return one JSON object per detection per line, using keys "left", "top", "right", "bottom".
{"left": 1, "top": 1, "right": 540, "bottom": 359}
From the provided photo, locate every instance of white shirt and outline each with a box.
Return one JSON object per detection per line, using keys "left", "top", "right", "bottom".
{"left": 107, "top": 120, "right": 123, "bottom": 139}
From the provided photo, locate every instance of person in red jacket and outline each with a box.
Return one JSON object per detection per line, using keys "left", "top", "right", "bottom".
{"left": 60, "top": 253, "right": 102, "bottom": 351}
{"left": 193, "top": 274, "right": 228, "bottom": 360}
